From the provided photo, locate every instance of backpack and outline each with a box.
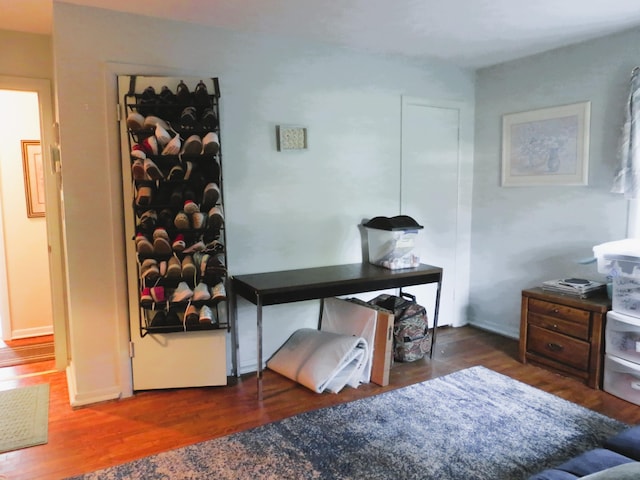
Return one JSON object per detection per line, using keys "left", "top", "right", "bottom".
{"left": 368, "top": 293, "right": 430, "bottom": 362}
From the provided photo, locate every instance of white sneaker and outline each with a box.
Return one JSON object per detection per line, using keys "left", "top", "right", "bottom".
{"left": 212, "top": 282, "right": 226, "bottom": 301}
{"left": 193, "top": 282, "right": 211, "bottom": 301}
{"left": 199, "top": 305, "right": 215, "bottom": 324}
{"left": 171, "top": 281, "right": 193, "bottom": 302}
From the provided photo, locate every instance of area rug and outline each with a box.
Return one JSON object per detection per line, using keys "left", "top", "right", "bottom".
{"left": 69, "top": 366, "right": 629, "bottom": 480}
{"left": 0, "top": 383, "right": 49, "bottom": 453}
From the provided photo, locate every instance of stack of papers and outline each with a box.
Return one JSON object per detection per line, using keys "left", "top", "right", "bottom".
{"left": 541, "top": 278, "right": 606, "bottom": 298}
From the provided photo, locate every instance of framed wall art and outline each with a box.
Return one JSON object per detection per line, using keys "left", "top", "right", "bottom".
{"left": 501, "top": 101, "right": 590, "bottom": 187}
{"left": 21, "top": 140, "right": 45, "bottom": 218}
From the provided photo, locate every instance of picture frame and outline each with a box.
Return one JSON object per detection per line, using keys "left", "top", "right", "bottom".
{"left": 21, "top": 140, "right": 45, "bottom": 218}
{"left": 501, "top": 101, "right": 590, "bottom": 186}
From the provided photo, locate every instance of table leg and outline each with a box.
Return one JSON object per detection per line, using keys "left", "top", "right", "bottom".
{"left": 430, "top": 279, "right": 442, "bottom": 358}
{"left": 256, "top": 294, "right": 263, "bottom": 401}
{"left": 230, "top": 280, "right": 239, "bottom": 377}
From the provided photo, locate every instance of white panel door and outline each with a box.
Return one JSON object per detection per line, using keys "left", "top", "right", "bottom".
{"left": 400, "top": 97, "right": 461, "bottom": 328}
{"left": 117, "top": 75, "right": 227, "bottom": 390}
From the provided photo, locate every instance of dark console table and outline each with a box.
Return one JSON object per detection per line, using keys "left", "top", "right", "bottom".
{"left": 230, "top": 262, "right": 443, "bottom": 399}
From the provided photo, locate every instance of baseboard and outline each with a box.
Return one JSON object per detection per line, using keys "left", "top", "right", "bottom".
{"left": 10, "top": 325, "right": 54, "bottom": 340}
{"left": 467, "top": 320, "right": 519, "bottom": 340}
{"left": 66, "top": 362, "right": 122, "bottom": 407}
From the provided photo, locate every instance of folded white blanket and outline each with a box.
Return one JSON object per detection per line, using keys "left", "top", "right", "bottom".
{"left": 267, "top": 328, "right": 369, "bottom": 394}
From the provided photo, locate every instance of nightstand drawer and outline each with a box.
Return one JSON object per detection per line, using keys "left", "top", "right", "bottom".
{"left": 528, "top": 298, "right": 590, "bottom": 324}
{"left": 527, "top": 311, "right": 590, "bottom": 340}
{"left": 527, "top": 324, "right": 590, "bottom": 371}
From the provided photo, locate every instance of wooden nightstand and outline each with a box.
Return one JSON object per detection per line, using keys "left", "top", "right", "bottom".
{"left": 519, "top": 287, "right": 611, "bottom": 389}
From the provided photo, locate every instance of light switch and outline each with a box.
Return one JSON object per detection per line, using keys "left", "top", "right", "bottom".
{"left": 277, "top": 125, "right": 308, "bottom": 151}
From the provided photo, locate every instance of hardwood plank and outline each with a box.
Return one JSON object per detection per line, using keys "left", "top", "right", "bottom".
{"left": 1, "top": 326, "right": 639, "bottom": 480}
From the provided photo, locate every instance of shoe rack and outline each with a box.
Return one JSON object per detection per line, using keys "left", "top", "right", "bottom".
{"left": 121, "top": 76, "right": 229, "bottom": 338}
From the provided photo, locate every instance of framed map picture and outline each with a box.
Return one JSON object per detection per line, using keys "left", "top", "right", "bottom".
{"left": 501, "top": 102, "right": 590, "bottom": 186}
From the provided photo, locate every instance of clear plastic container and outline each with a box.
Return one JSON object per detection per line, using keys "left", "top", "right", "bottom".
{"left": 603, "top": 354, "right": 640, "bottom": 406}
{"left": 364, "top": 216, "right": 423, "bottom": 270}
{"left": 606, "top": 310, "right": 640, "bottom": 363}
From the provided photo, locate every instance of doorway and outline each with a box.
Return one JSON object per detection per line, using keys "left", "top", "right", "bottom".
{"left": 0, "top": 76, "right": 68, "bottom": 372}
{"left": 0, "top": 89, "right": 53, "bottom": 342}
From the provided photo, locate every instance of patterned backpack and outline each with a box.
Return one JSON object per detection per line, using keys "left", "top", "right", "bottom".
{"left": 368, "top": 293, "right": 430, "bottom": 362}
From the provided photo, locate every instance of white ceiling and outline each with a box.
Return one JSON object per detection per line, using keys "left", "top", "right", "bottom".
{"left": 5, "top": 0, "right": 640, "bottom": 68}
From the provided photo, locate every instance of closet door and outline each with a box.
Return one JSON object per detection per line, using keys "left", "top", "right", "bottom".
{"left": 400, "top": 97, "right": 462, "bottom": 328}
{"left": 118, "top": 75, "right": 227, "bottom": 390}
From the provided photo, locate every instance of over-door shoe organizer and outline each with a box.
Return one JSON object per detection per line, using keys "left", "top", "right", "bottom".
{"left": 123, "top": 76, "right": 229, "bottom": 336}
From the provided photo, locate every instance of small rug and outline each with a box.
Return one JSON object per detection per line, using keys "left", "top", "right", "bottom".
{"left": 69, "top": 366, "right": 628, "bottom": 480}
{"left": 0, "top": 342, "right": 55, "bottom": 367}
{"left": 0, "top": 383, "right": 49, "bottom": 453}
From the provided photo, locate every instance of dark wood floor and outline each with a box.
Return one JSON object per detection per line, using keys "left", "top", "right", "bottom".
{"left": 2, "top": 326, "right": 640, "bottom": 480}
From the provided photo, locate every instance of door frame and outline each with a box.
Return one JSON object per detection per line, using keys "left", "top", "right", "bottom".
{"left": 0, "top": 75, "right": 69, "bottom": 370}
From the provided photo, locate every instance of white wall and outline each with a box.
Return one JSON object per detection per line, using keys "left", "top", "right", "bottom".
{"left": 471, "top": 28, "right": 639, "bottom": 337}
{"left": 0, "top": 90, "right": 53, "bottom": 338}
{"left": 52, "top": 3, "right": 475, "bottom": 403}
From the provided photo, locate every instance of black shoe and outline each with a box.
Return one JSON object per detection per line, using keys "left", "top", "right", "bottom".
{"left": 176, "top": 80, "right": 192, "bottom": 106}
{"left": 201, "top": 108, "right": 218, "bottom": 131}
{"left": 138, "top": 86, "right": 158, "bottom": 116}
{"left": 194, "top": 80, "right": 210, "bottom": 109}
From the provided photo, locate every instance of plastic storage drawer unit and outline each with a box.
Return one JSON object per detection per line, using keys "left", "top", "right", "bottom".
{"left": 606, "top": 310, "right": 640, "bottom": 364}
{"left": 613, "top": 276, "right": 640, "bottom": 318}
{"left": 603, "top": 354, "right": 640, "bottom": 405}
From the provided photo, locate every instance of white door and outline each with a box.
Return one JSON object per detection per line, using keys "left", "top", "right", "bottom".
{"left": 400, "top": 97, "right": 462, "bottom": 328}
{"left": 117, "top": 75, "right": 227, "bottom": 390}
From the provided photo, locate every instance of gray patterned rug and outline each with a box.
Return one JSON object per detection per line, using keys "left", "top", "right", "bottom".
{"left": 69, "top": 366, "right": 628, "bottom": 480}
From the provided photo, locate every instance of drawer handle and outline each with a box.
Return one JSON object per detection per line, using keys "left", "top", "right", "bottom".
{"left": 546, "top": 342, "right": 563, "bottom": 352}
{"left": 552, "top": 308, "right": 560, "bottom": 314}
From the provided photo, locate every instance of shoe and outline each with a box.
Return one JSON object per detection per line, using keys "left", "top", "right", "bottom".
{"left": 204, "top": 252, "right": 226, "bottom": 277}
{"left": 183, "top": 199, "right": 199, "bottom": 215}
{"left": 155, "top": 125, "right": 172, "bottom": 148}
{"left": 201, "top": 108, "right": 218, "bottom": 130}
{"left": 131, "top": 144, "right": 147, "bottom": 160}
{"left": 166, "top": 255, "right": 182, "bottom": 279}
{"left": 140, "top": 287, "right": 152, "bottom": 303}
{"left": 192, "top": 212, "right": 207, "bottom": 230}
{"left": 167, "top": 164, "right": 184, "bottom": 180}
{"left": 172, "top": 234, "right": 186, "bottom": 252}
{"left": 193, "top": 282, "right": 211, "bottom": 301}
{"left": 138, "top": 210, "right": 157, "bottom": 231}
{"left": 141, "top": 135, "right": 158, "bottom": 156}
{"left": 171, "top": 281, "right": 193, "bottom": 302}
{"left": 180, "top": 106, "right": 197, "bottom": 129}
{"left": 150, "top": 286, "right": 165, "bottom": 303}
{"left": 153, "top": 239, "right": 172, "bottom": 256}
{"left": 181, "top": 135, "right": 202, "bottom": 155}
{"left": 199, "top": 305, "right": 215, "bottom": 325}
{"left": 169, "top": 187, "right": 183, "bottom": 210}
{"left": 153, "top": 227, "right": 169, "bottom": 241}
{"left": 143, "top": 115, "right": 170, "bottom": 131}
{"left": 162, "top": 135, "right": 182, "bottom": 155}
{"left": 149, "top": 311, "right": 167, "bottom": 328}
{"left": 207, "top": 206, "right": 224, "bottom": 230}
{"left": 181, "top": 256, "right": 197, "bottom": 282}
{"left": 165, "top": 311, "right": 182, "bottom": 326}
{"left": 202, "top": 131, "right": 220, "bottom": 155}
{"left": 185, "top": 305, "right": 199, "bottom": 326}
{"left": 183, "top": 161, "right": 194, "bottom": 180}
{"left": 176, "top": 80, "right": 192, "bottom": 105}
{"left": 141, "top": 258, "right": 160, "bottom": 280}
{"left": 194, "top": 80, "right": 210, "bottom": 108}
{"left": 212, "top": 281, "right": 227, "bottom": 301}
{"left": 144, "top": 158, "right": 163, "bottom": 180}
{"left": 131, "top": 159, "right": 145, "bottom": 180}
{"left": 138, "top": 86, "right": 157, "bottom": 116}
{"left": 158, "top": 260, "right": 167, "bottom": 277}
{"left": 202, "top": 183, "right": 220, "bottom": 209}
{"left": 174, "top": 210, "right": 190, "bottom": 230}
{"left": 135, "top": 233, "right": 153, "bottom": 255}
{"left": 193, "top": 252, "right": 208, "bottom": 275}
{"left": 157, "top": 208, "right": 173, "bottom": 229}
{"left": 135, "top": 186, "right": 153, "bottom": 207}
{"left": 127, "top": 112, "right": 145, "bottom": 131}
{"left": 183, "top": 240, "right": 205, "bottom": 254}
